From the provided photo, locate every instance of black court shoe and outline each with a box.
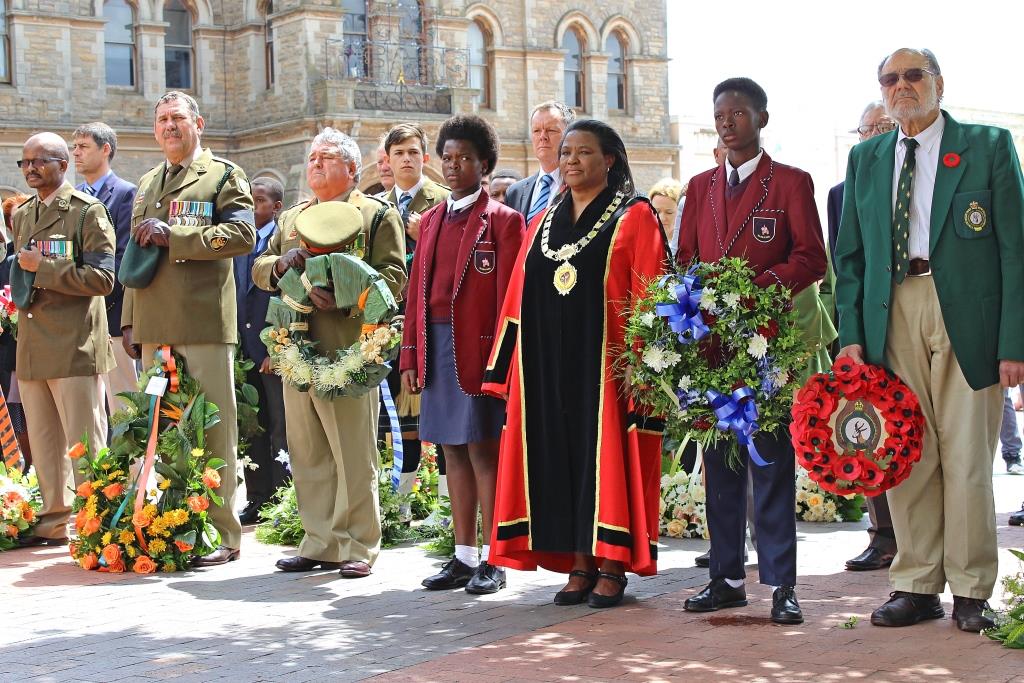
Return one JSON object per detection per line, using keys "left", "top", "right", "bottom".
{"left": 554, "top": 570, "right": 599, "bottom": 606}
{"left": 587, "top": 572, "right": 628, "bottom": 609}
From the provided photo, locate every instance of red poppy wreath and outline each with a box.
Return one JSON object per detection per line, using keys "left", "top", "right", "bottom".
{"left": 789, "top": 360, "right": 924, "bottom": 497}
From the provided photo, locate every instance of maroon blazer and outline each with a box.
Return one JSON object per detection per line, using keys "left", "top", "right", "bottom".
{"left": 676, "top": 152, "right": 826, "bottom": 294}
{"left": 400, "top": 191, "right": 525, "bottom": 395}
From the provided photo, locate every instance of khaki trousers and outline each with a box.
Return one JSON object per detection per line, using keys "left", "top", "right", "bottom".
{"left": 884, "top": 276, "right": 1002, "bottom": 599}
{"left": 102, "top": 337, "right": 140, "bottom": 412}
{"left": 284, "top": 384, "right": 381, "bottom": 564}
{"left": 19, "top": 375, "right": 106, "bottom": 539}
{"left": 142, "top": 343, "right": 241, "bottom": 550}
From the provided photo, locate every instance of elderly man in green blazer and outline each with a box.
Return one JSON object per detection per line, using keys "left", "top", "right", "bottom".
{"left": 835, "top": 48, "right": 1024, "bottom": 633}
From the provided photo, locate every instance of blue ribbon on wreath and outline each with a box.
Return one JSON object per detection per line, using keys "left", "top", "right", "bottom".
{"left": 655, "top": 268, "right": 710, "bottom": 344}
{"left": 705, "top": 386, "right": 772, "bottom": 466}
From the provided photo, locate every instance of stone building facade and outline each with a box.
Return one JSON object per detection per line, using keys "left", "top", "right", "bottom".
{"left": 0, "top": 0, "right": 676, "bottom": 204}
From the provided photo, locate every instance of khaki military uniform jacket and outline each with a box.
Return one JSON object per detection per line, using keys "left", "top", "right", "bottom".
{"left": 252, "top": 189, "right": 407, "bottom": 355}
{"left": 122, "top": 148, "right": 255, "bottom": 345}
{"left": 12, "top": 182, "right": 116, "bottom": 381}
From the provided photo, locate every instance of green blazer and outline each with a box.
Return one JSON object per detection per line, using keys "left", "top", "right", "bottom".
{"left": 835, "top": 111, "right": 1024, "bottom": 389}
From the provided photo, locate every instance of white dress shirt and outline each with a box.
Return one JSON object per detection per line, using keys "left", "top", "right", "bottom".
{"left": 893, "top": 114, "right": 945, "bottom": 260}
{"left": 530, "top": 167, "right": 562, "bottom": 208}
{"left": 725, "top": 149, "right": 764, "bottom": 185}
{"left": 446, "top": 187, "right": 483, "bottom": 214}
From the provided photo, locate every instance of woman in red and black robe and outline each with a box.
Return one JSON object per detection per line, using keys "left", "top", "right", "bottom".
{"left": 482, "top": 119, "right": 669, "bottom": 608}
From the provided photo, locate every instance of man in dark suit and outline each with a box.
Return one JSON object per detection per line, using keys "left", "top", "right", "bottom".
{"left": 234, "top": 177, "right": 289, "bottom": 523}
{"left": 503, "top": 101, "right": 575, "bottom": 225}
{"left": 835, "top": 48, "right": 1024, "bottom": 632}
{"left": 71, "top": 122, "right": 138, "bottom": 410}
{"left": 678, "top": 77, "right": 826, "bottom": 625}
{"left": 826, "top": 103, "right": 900, "bottom": 573}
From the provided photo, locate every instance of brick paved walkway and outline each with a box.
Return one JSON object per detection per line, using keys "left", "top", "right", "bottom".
{"left": 4, "top": 472, "right": 1023, "bottom": 682}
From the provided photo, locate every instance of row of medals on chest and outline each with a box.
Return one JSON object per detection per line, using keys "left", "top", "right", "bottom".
{"left": 541, "top": 192, "right": 625, "bottom": 296}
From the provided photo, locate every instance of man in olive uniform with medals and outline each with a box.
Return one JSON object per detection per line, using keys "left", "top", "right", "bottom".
{"left": 253, "top": 127, "right": 406, "bottom": 577}
{"left": 11, "top": 132, "right": 116, "bottom": 547}
{"left": 121, "top": 92, "right": 256, "bottom": 566}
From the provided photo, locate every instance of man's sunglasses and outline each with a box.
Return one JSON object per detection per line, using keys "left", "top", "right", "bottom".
{"left": 878, "top": 68, "right": 937, "bottom": 88}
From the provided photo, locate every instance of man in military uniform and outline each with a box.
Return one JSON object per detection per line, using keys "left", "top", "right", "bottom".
{"left": 253, "top": 127, "right": 406, "bottom": 576}
{"left": 11, "top": 132, "right": 115, "bottom": 547}
{"left": 121, "top": 91, "right": 255, "bottom": 566}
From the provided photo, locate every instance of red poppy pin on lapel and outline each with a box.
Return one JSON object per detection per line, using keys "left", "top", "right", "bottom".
{"left": 943, "top": 152, "right": 960, "bottom": 168}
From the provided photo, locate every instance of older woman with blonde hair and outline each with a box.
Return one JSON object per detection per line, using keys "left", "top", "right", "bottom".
{"left": 648, "top": 177, "right": 685, "bottom": 251}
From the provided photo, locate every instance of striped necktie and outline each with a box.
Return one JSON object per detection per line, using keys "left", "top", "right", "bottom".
{"left": 398, "top": 192, "right": 413, "bottom": 221}
{"left": 892, "top": 138, "right": 918, "bottom": 284}
{"left": 85, "top": 185, "right": 98, "bottom": 196}
{"left": 527, "top": 173, "right": 553, "bottom": 224}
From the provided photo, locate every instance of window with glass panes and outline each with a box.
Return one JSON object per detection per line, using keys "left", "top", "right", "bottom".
{"left": 165, "top": 0, "right": 193, "bottom": 89}
{"left": 342, "top": 0, "right": 368, "bottom": 79}
{"left": 562, "top": 29, "right": 585, "bottom": 111}
{"left": 606, "top": 34, "right": 626, "bottom": 111}
{"left": 104, "top": 0, "right": 136, "bottom": 87}
{"left": 468, "top": 21, "right": 490, "bottom": 107}
{"left": 0, "top": 0, "right": 10, "bottom": 84}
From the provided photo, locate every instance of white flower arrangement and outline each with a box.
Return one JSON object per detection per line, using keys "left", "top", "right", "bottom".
{"left": 746, "top": 333, "right": 769, "bottom": 359}
{"left": 659, "top": 453, "right": 708, "bottom": 539}
{"left": 795, "top": 470, "right": 865, "bottom": 523}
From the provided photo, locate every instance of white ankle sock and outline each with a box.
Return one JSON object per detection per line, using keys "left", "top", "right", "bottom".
{"left": 455, "top": 544, "right": 479, "bottom": 568}
{"left": 480, "top": 544, "right": 490, "bottom": 562}
{"left": 724, "top": 578, "right": 745, "bottom": 588}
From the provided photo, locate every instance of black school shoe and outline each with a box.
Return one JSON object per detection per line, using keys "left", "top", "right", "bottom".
{"left": 870, "top": 591, "right": 944, "bottom": 627}
{"left": 422, "top": 557, "right": 475, "bottom": 590}
{"left": 684, "top": 577, "right": 748, "bottom": 612}
{"left": 465, "top": 562, "right": 506, "bottom": 594}
{"left": 771, "top": 586, "right": 804, "bottom": 624}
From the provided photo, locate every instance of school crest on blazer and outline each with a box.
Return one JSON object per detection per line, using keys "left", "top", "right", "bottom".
{"left": 753, "top": 216, "right": 776, "bottom": 243}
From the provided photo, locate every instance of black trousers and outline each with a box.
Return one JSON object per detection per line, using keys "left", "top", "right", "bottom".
{"left": 243, "top": 367, "right": 290, "bottom": 502}
{"left": 704, "top": 428, "right": 796, "bottom": 586}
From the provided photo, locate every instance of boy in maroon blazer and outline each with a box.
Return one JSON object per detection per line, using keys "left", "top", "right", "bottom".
{"left": 677, "top": 77, "right": 826, "bottom": 624}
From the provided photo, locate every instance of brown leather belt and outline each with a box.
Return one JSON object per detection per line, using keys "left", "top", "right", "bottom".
{"left": 907, "top": 258, "right": 931, "bottom": 276}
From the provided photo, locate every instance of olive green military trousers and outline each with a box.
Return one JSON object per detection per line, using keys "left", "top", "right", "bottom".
{"left": 283, "top": 385, "right": 382, "bottom": 565}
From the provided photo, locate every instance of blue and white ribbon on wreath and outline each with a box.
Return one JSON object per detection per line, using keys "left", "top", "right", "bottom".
{"left": 705, "top": 386, "right": 772, "bottom": 467}
{"left": 380, "top": 376, "right": 404, "bottom": 490}
{"left": 655, "top": 268, "right": 710, "bottom": 344}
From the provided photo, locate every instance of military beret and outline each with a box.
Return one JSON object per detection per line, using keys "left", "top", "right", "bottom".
{"left": 295, "top": 202, "right": 364, "bottom": 254}
{"left": 9, "top": 260, "right": 36, "bottom": 309}
{"left": 118, "top": 240, "right": 161, "bottom": 289}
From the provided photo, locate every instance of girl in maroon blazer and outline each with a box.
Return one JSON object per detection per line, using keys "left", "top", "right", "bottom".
{"left": 400, "top": 115, "right": 524, "bottom": 595}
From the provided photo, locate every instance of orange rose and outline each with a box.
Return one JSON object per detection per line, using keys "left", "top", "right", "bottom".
{"left": 202, "top": 468, "right": 221, "bottom": 489}
{"left": 82, "top": 516, "right": 101, "bottom": 536}
{"left": 133, "top": 556, "right": 157, "bottom": 574}
{"left": 174, "top": 540, "right": 194, "bottom": 552}
{"left": 102, "top": 483, "right": 124, "bottom": 500}
{"left": 132, "top": 510, "right": 152, "bottom": 528}
{"left": 101, "top": 543, "right": 121, "bottom": 565}
{"left": 101, "top": 558, "right": 125, "bottom": 573}
{"left": 67, "top": 442, "right": 87, "bottom": 459}
{"left": 76, "top": 481, "right": 94, "bottom": 498}
{"left": 186, "top": 495, "right": 209, "bottom": 512}
{"left": 5, "top": 524, "right": 18, "bottom": 537}
{"left": 79, "top": 553, "right": 99, "bottom": 570}
{"left": 21, "top": 503, "right": 34, "bottom": 522}
{"left": 74, "top": 507, "right": 88, "bottom": 531}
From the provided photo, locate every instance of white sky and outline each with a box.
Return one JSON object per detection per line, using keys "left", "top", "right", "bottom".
{"left": 665, "top": 0, "right": 1024, "bottom": 184}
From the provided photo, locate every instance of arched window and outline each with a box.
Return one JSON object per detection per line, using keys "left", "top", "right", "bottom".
{"left": 562, "top": 28, "right": 584, "bottom": 111}
{"left": 342, "top": 0, "right": 368, "bottom": 79}
{"left": 0, "top": 0, "right": 11, "bottom": 84}
{"left": 467, "top": 20, "right": 491, "bottom": 108}
{"left": 606, "top": 33, "right": 626, "bottom": 112}
{"left": 104, "top": 0, "right": 136, "bottom": 87}
{"left": 165, "top": 0, "right": 193, "bottom": 90}
{"left": 264, "top": 0, "right": 274, "bottom": 88}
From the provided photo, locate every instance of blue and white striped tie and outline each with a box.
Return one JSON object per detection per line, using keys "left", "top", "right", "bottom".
{"left": 526, "top": 173, "right": 553, "bottom": 224}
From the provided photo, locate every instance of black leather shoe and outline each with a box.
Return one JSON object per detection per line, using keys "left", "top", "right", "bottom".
{"left": 275, "top": 556, "right": 342, "bottom": 572}
{"left": 554, "top": 570, "right": 598, "bottom": 605}
{"left": 239, "top": 500, "right": 266, "bottom": 525}
{"left": 952, "top": 596, "right": 995, "bottom": 632}
{"left": 465, "top": 562, "right": 506, "bottom": 595}
{"left": 870, "top": 591, "right": 944, "bottom": 627}
{"left": 422, "top": 558, "right": 475, "bottom": 590}
{"left": 1010, "top": 504, "right": 1024, "bottom": 527}
{"left": 695, "top": 551, "right": 710, "bottom": 568}
{"left": 192, "top": 545, "right": 240, "bottom": 567}
{"left": 17, "top": 535, "right": 68, "bottom": 548}
{"left": 845, "top": 546, "right": 896, "bottom": 571}
{"left": 684, "top": 577, "right": 748, "bottom": 612}
{"left": 771, "top": 586, "right": 804, "bottom": 624}
{"left": 588, "top": 572, "right": 628, "bottom": 608}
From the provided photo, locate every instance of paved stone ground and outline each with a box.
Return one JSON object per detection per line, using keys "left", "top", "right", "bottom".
{"left": 4, "top": 469, "right": 1024, "bottom": 682}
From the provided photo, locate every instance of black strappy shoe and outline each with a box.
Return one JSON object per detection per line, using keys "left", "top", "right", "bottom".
{"left": 587, "top": 572, "right": 628, "bottom": 608}
{"left": 553, "top": 569, "right": 599, "bottom": 605}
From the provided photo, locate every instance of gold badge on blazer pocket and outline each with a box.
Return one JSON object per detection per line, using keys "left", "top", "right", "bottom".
{"left": 952, "top": 190, "right": 993, "bottom": 239}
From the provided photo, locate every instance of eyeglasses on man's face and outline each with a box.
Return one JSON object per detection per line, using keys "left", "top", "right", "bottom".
{"left": 856, "top": 120, "right": 897, "bottom": 136}
{"left": 16, "top": 157, "right": 63, "bottom": 169}
{"left": 878, "top": 68, "right": 936, "bottom": 88}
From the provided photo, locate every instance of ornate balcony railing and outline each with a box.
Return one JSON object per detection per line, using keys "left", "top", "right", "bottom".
{"left": 326, "top": 38, "right": 468, "bottom": 89}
